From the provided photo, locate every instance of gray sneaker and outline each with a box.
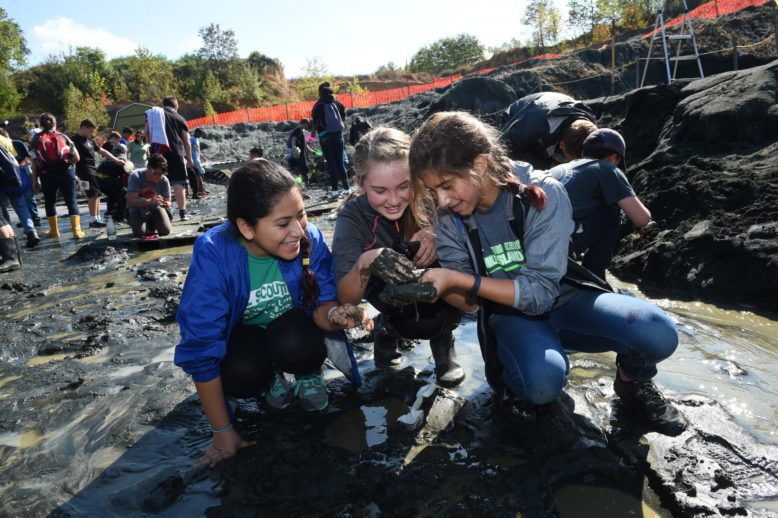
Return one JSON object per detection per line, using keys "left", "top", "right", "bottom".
{"left": 294, "top": 374, "right": 328, "bottom": 412}
{"left": 265, "top": 372, "right": 293, "bottom": 410}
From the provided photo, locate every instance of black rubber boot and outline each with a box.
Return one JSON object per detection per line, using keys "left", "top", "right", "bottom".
{"left": 0, "top": 237, "right": 22, "bottom": 273}
{"left": 373, "top": 314, "right": 402, "bottom": 368}
{"left": 429, "top": 331, "right": 465, "bottom": 388}
{"left": 25, "top": 229, "right": 40, "bottom": 248}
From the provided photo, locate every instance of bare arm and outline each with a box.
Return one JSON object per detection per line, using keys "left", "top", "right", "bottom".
{"left": 336, "top": 248, "right": 383, "bottom": 305}
{"left": 194, "top": 377, "right": 253, "bottom": 467}
{"left": 423, "top": 268, "right": 517, "bottom": 313}
{"left": 182, "top": 130, "right": 193, "bottom": 167}
{"left": 618, "top": 195, "right": 651, "bottom": 228}
{"left": 97, "top": 146, "right": 125, "bottom": 164}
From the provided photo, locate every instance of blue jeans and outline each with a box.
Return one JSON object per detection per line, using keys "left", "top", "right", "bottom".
{"left": 319, "top": 134, "right": 349, "bottom": 190}
{"left": 490, "top": 290, "right": 678, "bottom": 404}
{"left": 40, "top": 168, "right": 79, "bottom": 217}
{"left": 0, "top": 189, "right": 35, "bottom": 232}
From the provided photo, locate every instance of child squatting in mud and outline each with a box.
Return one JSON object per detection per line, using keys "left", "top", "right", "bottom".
{"left": 331, "top": 127, "right": 465, "bottom": 387}
{"left": 404, "top": 111, "right": 687, "bottom": 436}
{"left": 175, "top": 159, "right": 372, "bottom": 466}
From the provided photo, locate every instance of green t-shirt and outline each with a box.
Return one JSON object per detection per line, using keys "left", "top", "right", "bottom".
{"left": 243, "top": 252, "right": 294, "bottom": 328}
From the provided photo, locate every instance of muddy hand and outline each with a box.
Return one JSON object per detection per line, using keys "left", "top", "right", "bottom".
{"left": 379, "top": 282, "right": 438, "bottom": 307}
{"left": 369, "top": 249, "right": 416, "bottom": 286}
{"left": 329, "top": 303, "right": 374, "bottom": 331}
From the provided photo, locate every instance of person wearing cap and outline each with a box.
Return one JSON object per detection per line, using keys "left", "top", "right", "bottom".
{"left": 73, "top": 119, "right": 130, "bottom": 228}
{"left": 547, "top": 128, "right": 652, "bottom": 280}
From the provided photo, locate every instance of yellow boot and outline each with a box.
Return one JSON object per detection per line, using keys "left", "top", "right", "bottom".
{"left": 45, "top": 215, "right": 60, "bottom": 238}
{"left": 70, "top": 215, "right": 85, "bottom": 239}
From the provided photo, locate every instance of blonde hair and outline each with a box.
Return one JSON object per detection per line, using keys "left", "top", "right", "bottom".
{"left": 352, "top": 127, "right": 431, "bottom": 237}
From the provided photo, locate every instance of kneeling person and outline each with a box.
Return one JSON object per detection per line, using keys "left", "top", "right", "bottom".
{"left": 126, "top": 154, "right": 173, "bottom": 238}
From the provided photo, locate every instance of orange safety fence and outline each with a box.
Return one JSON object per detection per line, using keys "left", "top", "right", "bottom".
{"left": 644, "top": 0, "right": 770, "bottom": 37}
{"left": 188, "top": 0, "right": 767, "bottom": 129}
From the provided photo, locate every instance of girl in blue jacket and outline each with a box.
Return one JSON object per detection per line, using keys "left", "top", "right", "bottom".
{"left": 176, "top": 159, "right": 371, "bottom": 467}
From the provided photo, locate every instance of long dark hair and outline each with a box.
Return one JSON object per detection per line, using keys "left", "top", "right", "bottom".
{"left": 408, "top": 111, "right": 547, "bottom": 210}
{"left": 227, "top": 159, "right": 319, "bottom": 309}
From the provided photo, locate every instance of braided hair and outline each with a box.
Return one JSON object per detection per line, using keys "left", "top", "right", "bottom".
{"left": 408, "top": 111, "right": 547, "bottom": 211}
{"left": 227, "top": 159, "right": 320, "bottom": 310}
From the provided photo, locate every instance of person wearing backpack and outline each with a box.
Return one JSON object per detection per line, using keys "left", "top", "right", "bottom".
{"left": 30, "top": 113, "right": 84, "bottom": 239}
{"left": 311, "top": 82, "right": 350, "bottom": 196}
{"left": 408, "top": 112, "right": 686, "bottom": 437}
{"left": 500, "top": 92, "right": 597, "bottom": 169}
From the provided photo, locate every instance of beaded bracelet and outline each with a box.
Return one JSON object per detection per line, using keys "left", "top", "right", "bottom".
{"left": 212, "top": 423, "right": 233, "bottom": 434}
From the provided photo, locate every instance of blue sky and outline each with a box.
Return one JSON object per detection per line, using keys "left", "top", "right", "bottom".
{"left": 3, "top": 0, "right": 560, "bottom": 78}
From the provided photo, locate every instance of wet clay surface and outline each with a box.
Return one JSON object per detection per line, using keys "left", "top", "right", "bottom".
{"left": 1, "top": 181, "right": 776, "bottom": 516}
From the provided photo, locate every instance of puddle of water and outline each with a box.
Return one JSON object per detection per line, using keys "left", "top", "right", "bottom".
{"left": 0, "top": 375, "right": 22, "bottom": 389}
{"left": 152, "top": 346, "right": 176, "bottom": 364}
{"left": 25, "top": 353, "right": 70, "bottom": 367}
{"left": 0, "top": 428, "right": 49, "bottom": 449}
{"left": 109, "top": 366, "right": 146, "bottom": 379}
{"left": 127, "top": 245, "right": 193, "bottom": 266}
{"left": 325, "top": 398, "right": 409, "bottom": 452}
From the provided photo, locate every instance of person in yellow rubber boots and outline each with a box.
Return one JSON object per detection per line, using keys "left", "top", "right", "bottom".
{"left": 29, "top": 113, "right": 84, "bottom": 239}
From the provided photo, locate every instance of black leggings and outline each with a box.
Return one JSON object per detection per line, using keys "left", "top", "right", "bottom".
{"left": 220, "top": 308, "right": 327, "bottom": 398}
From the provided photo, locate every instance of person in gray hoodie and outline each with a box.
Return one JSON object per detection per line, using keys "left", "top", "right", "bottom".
{"left": 332, "top": 127, "right": 465, "bottom": 387}
{"left": 408, "top": 111, "right": 686, "bottom": 436}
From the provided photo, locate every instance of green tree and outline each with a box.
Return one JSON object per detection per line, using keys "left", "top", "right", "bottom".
{"left": 235, "top": 63, "right": 263, "bottom": 105}
{"left": 523, "top": 0, "right": 562, "bottom": 53}
{"left": 197, "top": 23, "right": 238, "bottom": 62}
{"left": 345, "top": 77, "right": 368, "bottom": 94}
{"left": 125, "top": 47, "right": 176, "bottom": 102}
{"left": 296, "top": 57, "right": 335, "bottom": 100}
{"left": 0, "top": 8, "right": 29, "bottom": 116}
{"left": 202, "top": 70, "right": 228, "bottom": 105}
{"left": 172, "top": 53, "right": 207, "bottom": 102}
{"left": 0, "top": 8, "right": 28, "bottom": 71}
{"left": 0, "top": 74, "right": 21, "bottom": 118}
{"left": 62, "top": 83, "right": 108, "bottom": 132}
{"left": 374, "top": 61, "right": 402, "bottom": 76}
{"left": 247, "top": 51, "right": 284, "bottom": 78}
{"left": 568, "top": 0, "right": 601, "bottom": 40}
{"left": 197, "top": 23, "right": 242, "bottom": 89}
{"left": 408, "top": 34, "right": 485, "bottom": 74}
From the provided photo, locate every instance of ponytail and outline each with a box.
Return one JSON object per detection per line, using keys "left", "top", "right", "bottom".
{"left": 299, "top": 233, "right": 319, "bottom": 311}
{"left": 503, "top": 177, "right": 548, "bottom": 211}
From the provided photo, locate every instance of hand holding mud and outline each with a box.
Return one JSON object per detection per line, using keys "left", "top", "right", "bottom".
{"left": 327, "top": 303, "right": 374, "bottom": 331}
{"left": 367, "top": 248, "right": 416, "bottom": 286}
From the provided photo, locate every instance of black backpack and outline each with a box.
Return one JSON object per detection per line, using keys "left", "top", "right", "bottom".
{"left": 0, "top": 145, "right": 21, "bottom": 190}
{"left": 500, "top": 92, "right": 596, "bottom": 169}
{"left": 349, "top": 115, "right": 373, "bottom": 146}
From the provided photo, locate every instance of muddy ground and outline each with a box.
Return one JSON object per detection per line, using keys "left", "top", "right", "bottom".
{"left": 0, "top": 179, "right": 776, "bottom": 517}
